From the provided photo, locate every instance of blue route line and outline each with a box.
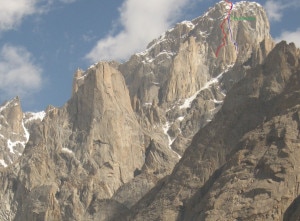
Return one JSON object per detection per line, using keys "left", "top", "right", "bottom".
{"left": 227, "top": 4, "right": 238, "bottom": 53}
{"left": 215, "top": 0, "right": 238, "bottom": 57}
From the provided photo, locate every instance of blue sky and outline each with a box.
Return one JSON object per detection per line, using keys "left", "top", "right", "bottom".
{"left": 0, "top": 0, "right": 299, "bottom": 112}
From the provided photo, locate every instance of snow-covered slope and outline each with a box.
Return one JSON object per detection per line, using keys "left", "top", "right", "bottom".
{"left": 0, "top": 98, "right": 45, "bottom": 168}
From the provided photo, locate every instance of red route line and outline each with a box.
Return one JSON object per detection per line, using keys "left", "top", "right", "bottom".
{"left": 215, "top": 0, "right": 233, "bottom": 57}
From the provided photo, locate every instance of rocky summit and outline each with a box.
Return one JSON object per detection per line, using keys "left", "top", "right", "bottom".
{"left": 0, "top": 1, "right": 299, "bottom": 221}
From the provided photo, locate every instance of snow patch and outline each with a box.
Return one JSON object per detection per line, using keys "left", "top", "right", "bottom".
{"left": 0, "top": 98, "right": 19, "bottom": 113}
{"left": 24, "top": 111, "right": 46, "bottom": 123}
{"left": 177, "top": 116, "right": 185, "bottom": 122}
{"left": 137, "top": 32, "right": 168, "bottom": 57}
{"left": 143, "top": 103, "right": 152, "bottom": 107}
{"left": 0, "top": 159, "right": 7, "bottom": 168}
{"left": 162, "top": 122, "right": 172, "bottom": 146}
{"left": 88, "top": 62, "right": 99, "bottom": 70}
{"left": 22, "top": 120, "right": 30, "bottom": 142}
{"left": 179, "top": 90, "right": 201, "bottom": 110}
{"left": 180, "top": 21, "right": 195, "bottom": 29}
{"left": 62, "top": 147, "right": 74, "bottom": 155}
{"left": 232, "top": 1, "right": 262, "bottom": 11}
{"left": 212, "top": 99, "right": 223, "bottom": 104}
{"left": 162, "top": 122, "right": 181, "bottom": 159}
{"left": 7, "top": 139, "right": 22, "bottom": 154}
{"left": 152, "top": 82, "right": 160, "bottom": 85}
{"left": 6, "top": 120, "right": 30, "bottom": 155}
{"left": 143, "top": 57, "right": 154, "bottom": 63}
{"left": 156, "top": 51, "right": 176, "bottom": 58}
{"left": 76, "top": 74, "right": 87, "bottom": 80}
{"left": 199, "top": 31, "right": 209, "bottom": 37}
{"left": 179, "top": 65, "right": 233, "bottom": 109}
{"left": 136, "top": 19, "right": 194, "bottom": 60}
{"left": 141, "top": 50, "right": 175, "bottom": 64}
{"left": 0, "top": 103, "right": 10, "bottom": 113}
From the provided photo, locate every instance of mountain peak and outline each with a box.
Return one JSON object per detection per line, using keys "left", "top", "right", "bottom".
{"left": 0, "top": 96, "right": 20, "bottom": 112}
{"left": 121, "top": 0, "right": 272, "bottom": 108}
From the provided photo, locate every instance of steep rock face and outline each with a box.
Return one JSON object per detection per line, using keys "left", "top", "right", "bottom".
{"left": 119, "top": 0, "right": 274, "bottom": 159}
{"left": 67, "top": 62, "right": 146, "bottom": 191}
{"left": 123, "top": 42, "right": 300, "bottom": 220}
{"left": 0, "top": 62, "right": 148, "bottom": 221}
{"left": 120, "top": 1, "right": 272, "bottom": 106}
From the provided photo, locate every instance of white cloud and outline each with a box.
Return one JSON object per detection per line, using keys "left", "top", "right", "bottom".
{"left": 264, "top": 0, "right": 300, "bottom": 22}
{"left": 0, "top": 0, "right": 40, "bottom": 31}
{"left": 264, "top": 1, "right": 282, "bottom": 22}
{"left": 85, "top": 0, "right": 191, "bottom": 62}
{"left": 47, "top": 0, "right": 77, "bottom": 4}
{"left": 275, "top": 28, "right": 300, "bottom": 48}
{"left": 0, "top": 0, "right": 77, "bottom": 32}
{"left": 59, "top": 0, "right": 76, "bottom": 3}
{"left": 0, "top": 45, "right": 43, "bottom": 99}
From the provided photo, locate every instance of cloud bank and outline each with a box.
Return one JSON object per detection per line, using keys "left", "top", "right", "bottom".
{"left": 0, "top": 45, "right": 43, "bottom": 99}
{"left": 85, "top": 0, "right": 191, "bottom": 63}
